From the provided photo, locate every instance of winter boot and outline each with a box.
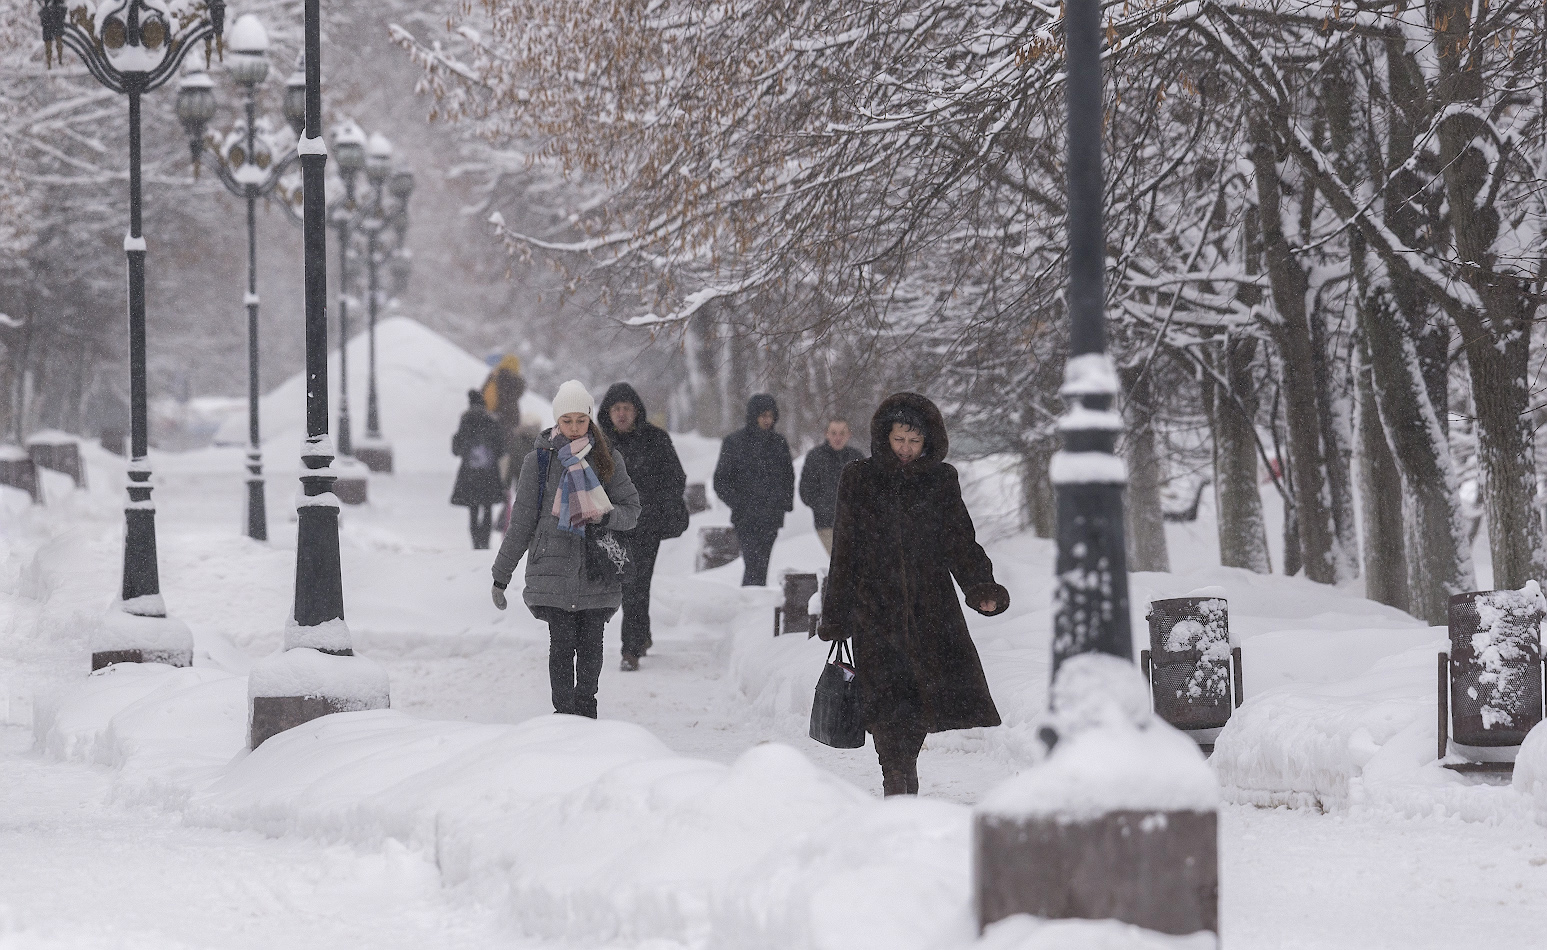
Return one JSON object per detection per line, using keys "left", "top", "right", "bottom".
{"left": 620, "top": 653, "right": 640, "bottom": 672}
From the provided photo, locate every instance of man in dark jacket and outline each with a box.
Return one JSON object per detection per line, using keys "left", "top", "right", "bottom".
{"left": 713, "top": 394, "right": 795, "bottom": 586}
{"left": 799, "top": 418, "right": 865, "bottom": 556}
{"left": 599, "top": 383, "right": 689, "bottom": 670}
{"left": 451, "top": 389, "right": 507, "bottom": 549}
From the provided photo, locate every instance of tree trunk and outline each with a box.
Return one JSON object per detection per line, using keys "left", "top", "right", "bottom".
{"left": 1355, "top": 256, "right": 1475, "bottom": 624}
{"left": 1355, "top": 328, "right": 1410, "bottom": 612}
{"left": 1204, "top": 333, "right": 1271, "bottom": 573}
{"left": 1120, "top": 363, "right": 1169, "bottom": 573}
{"left": 1022, "top": 435, "right": 1057, "bottom": 539}
{"left": 1249, "top": 122, "right": 1337, "bottom": 583}
{"left": 1307, "top": 296, "right": 1359, "bottom": 580}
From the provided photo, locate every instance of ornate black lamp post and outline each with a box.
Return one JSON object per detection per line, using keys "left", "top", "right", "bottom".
{"left": 328, "top": 121, "right": 365, "bottom": 457}
{"left": 38, "top": 0, "right": 225, "bottom": 669}
{"left": 973, "top": 3, "right": 1218, "bottom": 938}
{"left": 354, "top": 132, "right": 414, "bottom": 473}
{"left": 246, "top": 0, "right": 388, "bottom": 749}
{"left": 175, "top": 13, "right": 305, "bottom": 543}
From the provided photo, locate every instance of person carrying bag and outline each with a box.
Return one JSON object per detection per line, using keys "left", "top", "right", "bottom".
{"left": 490, "top": 380, "right": 641, "bottom": 718}
{"left": 816, "top": 393, "right": 1009, "bottom": 796}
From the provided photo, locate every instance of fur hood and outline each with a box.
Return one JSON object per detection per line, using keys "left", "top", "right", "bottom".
{"left": 870, "top": 392, "right": 949, "bottom": 468}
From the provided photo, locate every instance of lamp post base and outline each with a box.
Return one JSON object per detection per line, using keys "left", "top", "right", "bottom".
{"left": 91, "top": 604, "right": 194, "bottom": 671}
{"left": 331, "top": 455, "right": 370, "bottom": 505}
{"left": 975, "top": 809, "right": 1218, "bottom": 938}
{"left": 246, "top": 646, "right": 389, "bottom": 748}
{"left": 353, "top": 438, "right": 393, "bottom": 473}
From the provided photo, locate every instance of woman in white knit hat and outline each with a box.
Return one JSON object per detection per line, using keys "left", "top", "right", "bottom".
{"left": 491, "top": 380, "right": 641, "bottom": 717}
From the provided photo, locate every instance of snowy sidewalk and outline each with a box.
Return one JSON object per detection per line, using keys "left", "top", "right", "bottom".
{"left": 0, "top": 725, "right": 517, "bottom": 950}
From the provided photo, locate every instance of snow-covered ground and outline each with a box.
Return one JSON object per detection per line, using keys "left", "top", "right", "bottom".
{"left": 4, "top": 320, "right": 1547, "bottom": 949}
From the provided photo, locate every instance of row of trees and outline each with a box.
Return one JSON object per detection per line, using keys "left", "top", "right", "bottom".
{"left": 396, "top": 0, "right": 1547, "bottom": 620}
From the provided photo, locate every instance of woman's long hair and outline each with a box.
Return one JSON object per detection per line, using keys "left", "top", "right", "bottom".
{"left": 587, "top": 418, "right": 615, "bottom": 483}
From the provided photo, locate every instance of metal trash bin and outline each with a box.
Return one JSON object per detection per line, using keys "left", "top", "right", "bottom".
{"left": 1140, "top": 597, "right": 1242, "bottom": 745}
{"left": 1438, "top": 588, "right": 1546, "bottom": 773}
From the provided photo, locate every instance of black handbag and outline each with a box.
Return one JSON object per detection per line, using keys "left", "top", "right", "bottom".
{"left": 585, "top": 523, "right": 637, "bottom": 583}
{"left": 809, "top": 640, "right": 865, "bottom": 748}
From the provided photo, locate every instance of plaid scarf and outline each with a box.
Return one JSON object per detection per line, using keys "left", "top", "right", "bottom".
{"left": 552, "top": 436, "right": 614, "bottom": 535}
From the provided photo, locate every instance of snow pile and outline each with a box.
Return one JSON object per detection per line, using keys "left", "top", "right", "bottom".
{"left": 979, "top": 655, "right": 1216, "bottom": 820}
{"left": 966, "top": 917, "right": 1214, "bottom": 950}
{"left": 37, "top": 665, "right": 991, "bottom": 949}
{"left": 247, "top": 647, "right": 390, "bottom": 706}
{"left": 216, "top": 316, "right": 552, "bottom": 474}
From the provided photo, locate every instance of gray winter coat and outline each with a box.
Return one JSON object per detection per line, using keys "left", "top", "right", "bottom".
{"left": 492, "top": 429, "right": 642, "bottom": 614}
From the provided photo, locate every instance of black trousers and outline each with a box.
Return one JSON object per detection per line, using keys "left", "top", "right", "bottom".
{"left": 734, "top": 524, "right": 779, "bottom": 587}
{"left": 872, "top": 722, "right": 927, "bottom": 796}
{"left": 545, "top": 609, "right": 610, "bottom": 718}
{"left": 620, "top": 536, "right": 661, "bottom": 658}
{"left": 468, "top": 504, "right": 494, "bottom": 549}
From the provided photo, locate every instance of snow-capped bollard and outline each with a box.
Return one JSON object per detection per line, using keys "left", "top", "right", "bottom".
{"left": 248, "top": 641, "right": 390, "bottom": 748}
{"left": 91, "top": 597, "right": 194, "bottom": 669}
{"left": 354, "top": 437, "right": 394, "bottom": 474}
{"left": 974, "top": 655, "right": 1219, "bottom": 939}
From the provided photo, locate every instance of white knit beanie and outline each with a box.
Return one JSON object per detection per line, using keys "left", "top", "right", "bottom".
{"left": 551, "top": 379, "right": 594, "bottom": 421}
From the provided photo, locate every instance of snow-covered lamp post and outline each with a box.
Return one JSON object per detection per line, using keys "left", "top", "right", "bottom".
{"left": 246, "top": 0, "right": 388, "bottom": 749}
{"left": 355, "top": 132, "right": 414, "bottom": 474}
{"left": 972, "top": 0, "right": 1219, "bottom": 939}
{"left": 328, "top": 120, "right": 366, "bottom": 459}
{"left": 175, "top": 13, "right": 306, "bottom": 544}
{"left": 37, "top": 0, "right": 225, "bottom": 671}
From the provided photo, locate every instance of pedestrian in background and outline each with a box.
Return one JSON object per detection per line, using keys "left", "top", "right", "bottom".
{"left": 713, "top": 394, "right": 795, "bottom": 586}
{"left": 482, "top": 354, "right": 541, "bottom": 529}
{"left": 492, "top": 380, "right": 641, "bottom": 718}
{"left": 450, "top": 389, "right": 506, "bottom": 549}
{"left": 599, "top": 382, "right": 689, "bottom": 671}
{"left": 799, "top": 418, "right": 864, "bottom": 556}
{"left": 817, "top": 392, "right": 1008, "bottom": 796}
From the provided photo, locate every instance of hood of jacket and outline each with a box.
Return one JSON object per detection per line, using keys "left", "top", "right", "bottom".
{"left": 870, "top": 392, "right": 949, "bottom": 469}
{"left": 744, "top": 393, "right": 780, "bottom": 430}
{"left": 599, "top": 383, "right": 649, "bottom": 439}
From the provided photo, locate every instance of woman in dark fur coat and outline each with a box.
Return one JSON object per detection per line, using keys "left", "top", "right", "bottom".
{"left": 817, "top": 392, "right": 1009, "bottom": 796}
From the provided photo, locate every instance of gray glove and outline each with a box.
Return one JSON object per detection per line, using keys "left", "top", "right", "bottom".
{"left": 492, "top": 584, "right": 508, "bottom": 610}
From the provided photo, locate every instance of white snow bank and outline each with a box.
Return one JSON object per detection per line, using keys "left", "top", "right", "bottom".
{"left": 39, "top": 664, "right": 995, "bottom": 949}
{"left": 93, "top": 606, "right": 194, "bottom": 654}
{"left": 961, "top": 916, "right": 1214, "bottom": 950}
{"left": 216, "top": 316, "right": 552, "bottom": 474}
{"left": 1212, "top": 640, "right": 1527, "bottom": 819}
{"left": 980, "top": 656, "right": 1216, "bottom": 819}
{"left": 247, "top": 647, "right": 390, "bottom": 707}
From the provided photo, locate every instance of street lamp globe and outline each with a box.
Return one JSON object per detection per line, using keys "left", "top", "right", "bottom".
{"left": 333, "top": 121, "right": 367, "bottom": 176}
{"left": 227, "top": 14, "right": 270, "bottom": 89}
{"left": 388, "top": 167, "right": 415, "bottom": 201}
{"left": 283, "top": 70, "right": 308, "bottom": 136}
{"left": 175, "top": 69, "right": 217, "bottom": 162}
{"left": 365, "top": 132, "right": 393, "bottom": 186}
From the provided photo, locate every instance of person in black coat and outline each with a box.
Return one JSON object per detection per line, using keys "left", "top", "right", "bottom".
{"left": 713, "top": 393, "right": 795, "bottom": 586}
{"left": 817, "top": 392, "right": 1008, "bottom": 796}
{"left": 451, "top": 389, "right": 507, "bottom": 549}
{"left": 799, "top": 418, "right": 865, "bottom": 556}
{"left": 598, "top": 382, "right": 689, "bottom": 670}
